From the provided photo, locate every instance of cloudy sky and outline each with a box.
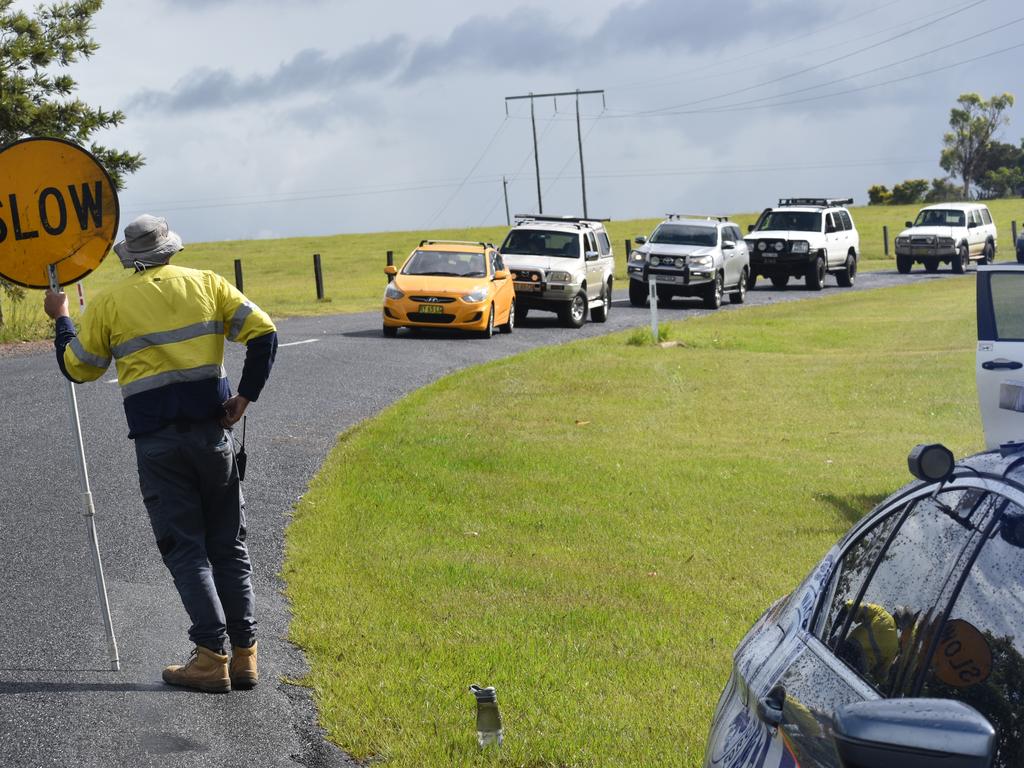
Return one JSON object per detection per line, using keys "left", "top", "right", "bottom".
{"left": 37, "top": 0, "right": 1024, "bottom": 242}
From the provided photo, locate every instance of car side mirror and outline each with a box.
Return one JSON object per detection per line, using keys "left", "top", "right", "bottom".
{"left": 635, "top": 235, "right": 647, "bottom": 245}
{"left": 384, "top": 265, "right": 397, "bottom": 276}
{"left": 969, "top": 221, "right": 979, "bottom": 229}
{"left": 905, "top": 221, "right": 913, "bottom": 228}
{"left": 493, "top": 269, "right": 510, "bottom": 281}
{"left": 832, "top": 699, "right": 995, "bottom": 768}
{"left": 585, "top": 250, "right": 599, "bottom": 261}
{"left": 722, "top": 240, "right": 735, "bottom": 250}
{"left": 747, "top": 224, "right": 755, "bottom": 233}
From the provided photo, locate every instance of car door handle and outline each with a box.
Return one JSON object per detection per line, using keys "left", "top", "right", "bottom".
{"left": 756, "top": 684, "right": 786, "bottom": 727}
{"left": 982, "top": 359, "right": 1023, "bottom": 370}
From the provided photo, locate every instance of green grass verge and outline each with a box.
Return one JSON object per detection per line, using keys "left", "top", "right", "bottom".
{"left": 285, "top": 277, "right": 984, "bottom": 767}
{"left": 3, "top": 198, "right": 1020, "bottom": 342}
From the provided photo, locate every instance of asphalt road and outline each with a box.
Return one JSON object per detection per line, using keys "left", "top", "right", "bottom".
{"left": 0, "top": 269, "right": 951, "bottom": 766}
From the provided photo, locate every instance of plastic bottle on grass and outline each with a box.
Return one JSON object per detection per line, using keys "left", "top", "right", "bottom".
{"left": 469, "top": 684, "right": 503, "bottom": 748}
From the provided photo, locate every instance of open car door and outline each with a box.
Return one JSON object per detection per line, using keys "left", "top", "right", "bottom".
{"left": 977, "top": 264, "right": 1024, "bottom": 449}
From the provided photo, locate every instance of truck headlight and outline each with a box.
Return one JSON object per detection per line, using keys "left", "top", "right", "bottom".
{"left": 650, "top": 256, "right": 662, "bottom": 266}
{"left": 689, "top": 255, "right": 712, "bottom": 268}
{"left": 384, "top": 283, "right": 404, "bottom": 300}
{"left": 462, "top": 287, "right": 489, "bottom": 303}
{"left": 939, "top": 237, "right": 955, "bottom": 247}
{"left": 791, "top": 241, "right": 809, "bottom": 254}
{"left": 630, "top": 250, "right": 646, "bottom": 262}
{"left": 548, "top": 271, "right": 573, "bottom": 283}
{"left": 896, "top": 237, "right": 909, "bottom": 246}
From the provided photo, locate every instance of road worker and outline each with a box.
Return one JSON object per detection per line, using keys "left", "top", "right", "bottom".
{"left": 43, "top": 214, "right": 277, "bottom": 693}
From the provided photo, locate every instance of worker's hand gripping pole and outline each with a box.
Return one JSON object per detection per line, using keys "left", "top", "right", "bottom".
{"left": 47, "top": 265, "right": 120, "bottom": 672}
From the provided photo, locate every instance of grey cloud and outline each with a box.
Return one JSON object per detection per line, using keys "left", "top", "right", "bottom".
{"left": 401, "top": 8, "right": 573, "bottom": 83}
{"left": 130, "top": 35, "right": 408, "bottom": 112}
{"left": 398, "top": 0, "right": 828, "bottom": 83}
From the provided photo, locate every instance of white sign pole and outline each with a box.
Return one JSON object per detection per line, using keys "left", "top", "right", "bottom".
{"left": 47, "top": 265, "right": 120, "bottom": 671}
{"left": 648, "top": 276, "right": 659, "bottom": 343}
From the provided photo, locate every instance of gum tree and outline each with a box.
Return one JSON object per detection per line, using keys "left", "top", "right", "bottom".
{"left": 940, "top": 92, "right": 1015, "bottom": 198}
{"left": 0, "top": 0, "right": 143, "bottom": 325}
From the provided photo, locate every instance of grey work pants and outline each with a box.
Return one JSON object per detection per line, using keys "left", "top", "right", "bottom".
{"left": 134, "top": 421, "right": 256, "bottom": 652}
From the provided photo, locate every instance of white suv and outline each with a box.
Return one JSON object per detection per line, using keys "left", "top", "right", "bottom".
{"left": 744, "top": 198, "right": 860, "bottom": 290}
{"left": 626, "top": 215, "right": 750, "bottom": 309}
{"left": 499, "top": 215, "right": 615, "bottom": 328}
{"left": 895, "top": 202, "right": 998, "bottom": 274}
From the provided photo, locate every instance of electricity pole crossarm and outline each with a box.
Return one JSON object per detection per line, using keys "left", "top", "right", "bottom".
{"left": 504, "top": 89, "right": 605, "bottom": 217}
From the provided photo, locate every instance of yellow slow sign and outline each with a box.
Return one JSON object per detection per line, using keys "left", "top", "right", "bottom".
{"left": 0, "top": 137, "right": 119, "bottom": 288}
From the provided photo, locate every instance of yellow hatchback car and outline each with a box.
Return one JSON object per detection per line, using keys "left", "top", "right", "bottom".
{"left": 382, "top": 240, "right": 516, "bottom": 338}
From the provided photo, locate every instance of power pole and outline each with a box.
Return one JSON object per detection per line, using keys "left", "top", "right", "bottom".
{"left": 502, "top": 176, "right": 510, "bottom": 226}
{"left": 505, "top": 88, "right": 605, "bottom": 216}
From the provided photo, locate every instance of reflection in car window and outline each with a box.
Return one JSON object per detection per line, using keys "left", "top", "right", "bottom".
{"left": 831, "top": 490, "right": 991, "bottom": 694}
{"left": 648, "top": 224, "right": 717, "bottom": 247}
{"left": 982, "top": 208, "right": 993, "bottom": 225}
{"left": 403, "top": 250, "right": 487, "bottom": 277}
{"left": 492, "top": 252, "right": 504, "bottom": 272}
{"left": 756, "top": 211, "right": 822, "bottom": 232}
{"left": 501, "top": 230, "right": 580, "bottom": 259}
{"left": 840, "top": 211, "right": 854, "bottom": 230}
{"left": 597, "top": 232, "right": 611, "bottom": 255}
{"left": 919, "top": 498, "right": 1024, "bottom": 768}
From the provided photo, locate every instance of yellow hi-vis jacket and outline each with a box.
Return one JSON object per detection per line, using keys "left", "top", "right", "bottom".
{"left": 847, "top": 601, "right": 899, "bottom": 680}
{"left": 60, "top": 264, "right": 276, "bottom": 434}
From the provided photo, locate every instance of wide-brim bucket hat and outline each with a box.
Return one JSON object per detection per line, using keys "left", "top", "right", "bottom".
{"left": 113, "top": 214, "right": 183, "bottom": 266}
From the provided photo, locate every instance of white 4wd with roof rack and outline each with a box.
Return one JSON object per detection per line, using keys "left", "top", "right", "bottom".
{"left": 626, "top": 215, "right": 750, "bottom": 309}
{"left": 498, "top": 214, "right": 615, "bottom": 328}
{"left": 895, "top": 202, "right": 998, "bottom": 274}
{"left": 744, "top": 198, "right": 860, "bottom": 291}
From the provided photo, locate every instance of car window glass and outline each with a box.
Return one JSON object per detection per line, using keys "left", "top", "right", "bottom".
{"left": 919, "top": 498, "right": 1024, "bottom": 768}
{"left": 597, "top": 232, "right": 611, "bottom": 255}
{"left": 840, "top": 211, "right": 853, "bottom": 230}
{"left": 403, "top": 250, "right": 487, "bottom": 277}
{"left": 649, "top": 224, "right": 718, "bottom": 247}
{"left": 915, "top": 209, "right": 966, "bottom": 227}
{"left": 989, "top": 273, "right": 1024, "bottom": 342}
{"left": 756, "top": 211, "right": 822, "bottom": 233}
{"left": 982, "top": 208, "right": 993, "bottom": 225}
{"left": 501, "top": 229, "right": 580, "bottom": 259}
{"left": 586, "top": 233, "right": 597, "bottom": 253}
{"left": 831, "top": 489, "right": 991, "bottom": 695}
{"left": 492, "top": 252, "right": 504, "bottom": 272}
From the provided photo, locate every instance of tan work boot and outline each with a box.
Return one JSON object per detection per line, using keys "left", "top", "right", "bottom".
{"left": 230, "top": 641, "right": 258, "bottom": 689}
{"left": 162, "top": 646, "right": 231, "bottom": 693}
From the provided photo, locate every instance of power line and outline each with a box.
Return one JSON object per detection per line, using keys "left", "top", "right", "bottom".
{"left": 609, "top": 0, "right": 987, "bottom": 118}
{"left": 425, "top": 117, "right": 509, "bottom": 227}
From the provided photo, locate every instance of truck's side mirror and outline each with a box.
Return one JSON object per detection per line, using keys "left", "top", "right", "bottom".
{"left": 722, "top": 240, "right": 735, "bottom": 250}
{"left": 585, "top": 250, "right": 599, "bottom": 261}
{"left": 493, "top": 269, "right": 510, "bottom": 281}
{"left": 384, "top": 265, "right": 397, "bottom": 276}
{"left": 969, "top": 221, "right": 979, "bottom": 229}
{"left": 905, "top": 221, "right": 913, "bottom": 228}
{"left": 747, "top": 224, "right": 755, "bottom": 233}
{"left": 832, "top": 699, "right": 995, "bottom": 768}
{"left": 635, "top": 235, "right": 647, "bottom": 245}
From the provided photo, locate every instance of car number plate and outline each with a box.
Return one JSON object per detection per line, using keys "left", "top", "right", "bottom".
{"left": 653, "top": 274, "right": 683, "bottom": 284}
{"left": 515, "top": 282, "right": 541, "bottom": 292}
{"left": 761, "top": 254, "right": 777, "bottom": 262}
{"left": 418, "top": 304, "right": 445, "bottom": 314}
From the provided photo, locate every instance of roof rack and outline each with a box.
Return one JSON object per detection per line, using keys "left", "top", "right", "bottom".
{"left": 418, "top": 239, "right": 494, "bottom": 249}
{"left": 514, "top": 213, "right": 611, "bottom": 226}
{"left": 777, "top": 197, "right": 854, "bottom": 208}
{"left": 665, "top": 213, "right": 728, "bottom": 222}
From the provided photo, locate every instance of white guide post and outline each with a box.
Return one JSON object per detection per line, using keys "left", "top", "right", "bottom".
{"left": 47, "top": 264, "right": 120, "bottom": 671}
{"left": 648, "top": 276, "right": 659, "bottom": 343}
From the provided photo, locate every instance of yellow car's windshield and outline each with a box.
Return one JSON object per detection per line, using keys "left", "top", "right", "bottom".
{"left": 404, "top": 250, "right": 487, "bottom": 278}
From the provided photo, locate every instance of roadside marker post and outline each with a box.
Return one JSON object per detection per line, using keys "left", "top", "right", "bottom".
{"left": 648, "top": 276, "right": 659, "bottom": 342}
{"left": 234, "top": 258, "right": 243, "bottom": 291}
{"left": 0, "top": 137, "right": 121, "bottom": 671}
{"left": 883, "top": 226, "right": 889, "bottom": 257}
{"left": 386, "top": 250, "right": 394, "bottom": 282}
{"left": 313, "top": 252, "right": 325, "bottom": 300}
{"left": 1013, "top": 220, "right": 1018, "bottom": 245}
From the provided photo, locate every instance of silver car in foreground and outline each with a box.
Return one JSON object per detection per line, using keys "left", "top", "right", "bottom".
{"left": 706, "top": 268, "right": 1024, "bottom": 767}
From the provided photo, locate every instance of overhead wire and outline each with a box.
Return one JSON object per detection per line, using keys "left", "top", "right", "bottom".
{"left": 425, "top": 116, "right": 509, "bottom": 227}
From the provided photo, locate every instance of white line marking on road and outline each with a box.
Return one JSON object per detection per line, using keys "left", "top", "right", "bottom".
{"left": 279, "top": 338, "right": 319, "bottom": 348}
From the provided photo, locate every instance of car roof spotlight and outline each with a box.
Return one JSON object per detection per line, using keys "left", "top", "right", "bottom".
{"left": 907, "top": 443, "right": 956, "bottom": 483}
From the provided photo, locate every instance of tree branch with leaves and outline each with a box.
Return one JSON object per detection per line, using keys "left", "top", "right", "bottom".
{"left": 940, "top": 92, "right": 1015, "bottom": 198}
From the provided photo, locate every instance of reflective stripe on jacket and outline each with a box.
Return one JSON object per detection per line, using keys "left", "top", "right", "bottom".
{"left": 63, "top": 264, "right": 275, "bottom": 391}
